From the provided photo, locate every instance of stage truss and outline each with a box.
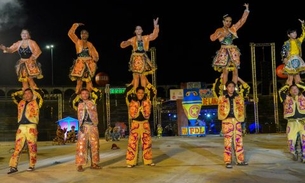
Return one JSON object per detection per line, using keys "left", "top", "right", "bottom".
{"left": 105, "top": 84, "right": 111, "bottom": 127}
{"left": 249, "top": 42, "right": 279, "bottom": 133}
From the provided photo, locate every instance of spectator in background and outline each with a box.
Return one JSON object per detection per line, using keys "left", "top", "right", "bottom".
{"left": 112, "top": 126, "right": 120, "bottom": 141}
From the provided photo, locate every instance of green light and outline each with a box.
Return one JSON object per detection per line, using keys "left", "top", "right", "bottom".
{"left": 109, "top": 88, "right": 126, "bottom": 94}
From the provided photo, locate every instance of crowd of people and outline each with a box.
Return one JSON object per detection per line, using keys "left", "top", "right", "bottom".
{"left": 52, "top": 125, "right": 77, "bottom": 145}
{"left": 104, "top": 124, "right": 127, "bottom": 141}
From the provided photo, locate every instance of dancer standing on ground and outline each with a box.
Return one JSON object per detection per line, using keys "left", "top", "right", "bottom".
{"left": 7, "top": 88, "right": 44, "bottom": 174}
{"left": 124, "top": 78, "right": 157, "bottom": 168}
{"left": 279, "top": 83, "right": 305, "bottom": 162}
{"left": 217, "top": 81, "right": 248, "bottom": 168}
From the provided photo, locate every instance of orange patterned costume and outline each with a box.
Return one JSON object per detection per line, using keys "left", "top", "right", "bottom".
{"left": 217, "top": 90, "right": 246, "bottom": 165}
{"left": 68, "top": 23, "right": 99, "bottom": 94}
{"left": 2, "top": 39, "right": 43, "bottom": 89}
{"left": 120, "top": 27, "right": 159, "bottom": 76}
{"left": 9, "top": 89, "right": 43, "bottom": 172}
{"left": 125, "top": 83, "right": 156, "bottom": 166}
{"left": 210, "top": 10, "right": 249, "bottom": 72}
{"left": 75, "top": 98, "right": 100, "bottom": 167}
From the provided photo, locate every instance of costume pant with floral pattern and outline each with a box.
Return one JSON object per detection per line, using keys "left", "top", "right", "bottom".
{"left": 126, "top": 120, "right": 153, "bottom": 165}
{"left": 222, "top": 118, "right": 245, "bottom": 164}
{"left": 75, "top": 124, "right": 100, "bottom": 166}
{"left": 286, "top": 119, "right": 305, "bottom": 158}
{"left": 9, "top": 124, "right": 38, "bottom": 168}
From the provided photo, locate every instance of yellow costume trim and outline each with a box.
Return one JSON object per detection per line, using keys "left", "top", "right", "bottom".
{"left": 214, "top": 62, "right": 236, "bottom": 72}
{"left": 70, "top": 88, "right": 102, "bottom": 111}
{"left": 143, "top": 68, "right": 157, "bottom": 76}
{"left": 34, "top": 89, "right": 44, "bottom": 108}
{"left": 11, "top": 90, "right": 23, "bottom": 105}
{"left": 212, "top": 77, "right": 223, "bottom": 97}
{"left": 11, "top": 89, "right": 44, "bottom": 108}
{"left": 125, "top": 87, "right": 135, "bottom": 106}
{"left": 297, "top": 83, "right": 305, "bottom": 92}
{"left": 278, "top": 85, "right": 289, "bottom": 103}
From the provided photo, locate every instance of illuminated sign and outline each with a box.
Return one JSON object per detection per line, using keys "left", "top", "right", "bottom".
{"left": 202, "top": 97, "right": 218, "bottom": 106}
{"left": 181, "top": 126, "right": 206, "bottom": 136}
{"left": 170, "top": 89, "right": 184, "bottom": 100}
{"left": 188, "top": 126, "right": 205, "bottom": 135}
{"left": 110, "top": 88, "right": 126, "bottom": 94}
{"left": 181, "top": 127, "right": 188, "bottom": 135}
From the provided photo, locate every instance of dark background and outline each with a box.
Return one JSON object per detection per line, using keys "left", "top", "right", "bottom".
{"left": 0, "top": 0, "right": 303, "bottom": 87}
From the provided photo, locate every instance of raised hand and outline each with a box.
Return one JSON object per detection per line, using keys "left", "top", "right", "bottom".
{"left": 298, "top": 19, "right": 304, "bottom": 24}
{"left": 153, "top": 17, "right": 159, "bottom": 27}
{"left": 0, "top": 44, "right": 6, "bottom": 50}
{"left": 244, "top": 3, "right": 249, "bottom": 10}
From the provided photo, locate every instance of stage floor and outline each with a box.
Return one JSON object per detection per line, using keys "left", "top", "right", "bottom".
{"left": 1, "top": 133, "right": 304, "bottom": 183}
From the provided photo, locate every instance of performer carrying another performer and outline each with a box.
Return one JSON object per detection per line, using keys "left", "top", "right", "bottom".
{"left": 215, "top": 80, "right": 248, "bottom": 168}
{"left": 74, "top": 88, "right": 101, "bottom": 172}
{"left": 8, "top": 88, "right": 44, "bottom": 174}
{"left": 278, "top": 83, "right": 305, "bottom": 162}
{"left": 124, "top": 78, "right": 157, "bottom": 168}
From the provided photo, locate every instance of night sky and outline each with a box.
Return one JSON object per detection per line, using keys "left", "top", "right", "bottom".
{"left": 0, "top": 0, "right": 304, "bottom": 87}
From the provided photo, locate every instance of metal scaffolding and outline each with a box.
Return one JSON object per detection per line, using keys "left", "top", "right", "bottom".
{"left": 150, "top": 47, "right": 158, "bottom": 130}
{"left": 249, "top": 42, "right": 278, "bottom": 133}
{"left": 105, "top": 84, "right": 111, "bottom": 126}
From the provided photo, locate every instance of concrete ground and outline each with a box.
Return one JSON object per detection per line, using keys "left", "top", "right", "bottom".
{"left": 0, "top": 133, "right": 305, "bottom": 183}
